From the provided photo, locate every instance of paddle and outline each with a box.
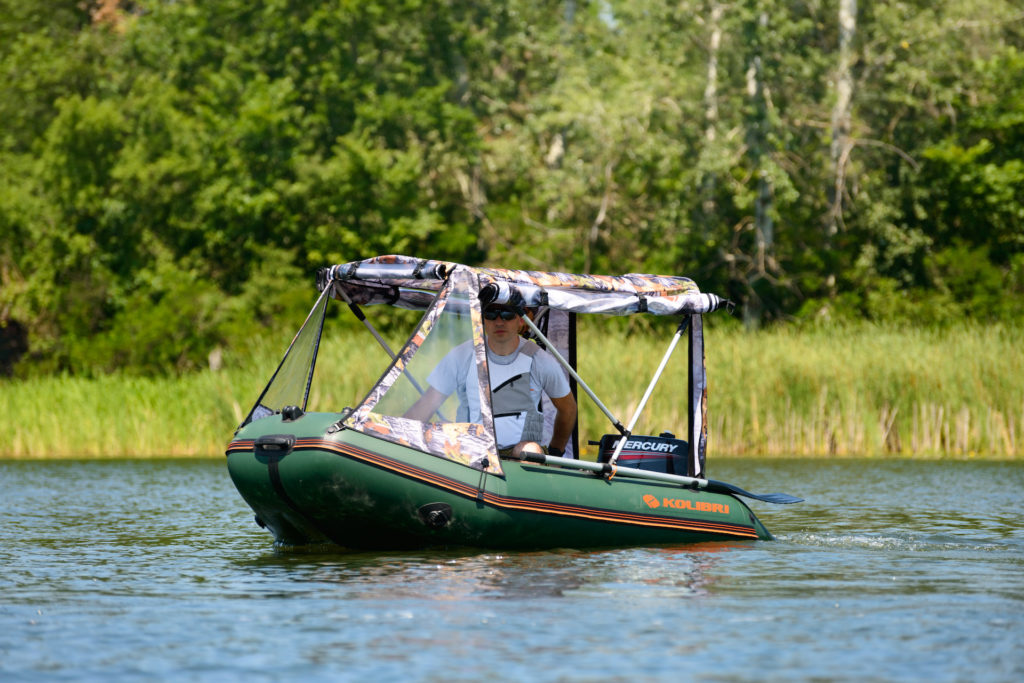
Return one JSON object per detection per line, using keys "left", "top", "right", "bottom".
{"left": 702, "top": 479, "right": 803, "bottom": 505}
{"left": 516, "top": 452, "right": 803, "bottom": 504}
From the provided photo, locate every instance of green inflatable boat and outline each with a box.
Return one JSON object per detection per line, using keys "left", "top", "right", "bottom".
{"left": 226, "top": 256, "right": 800, "bottom": 549}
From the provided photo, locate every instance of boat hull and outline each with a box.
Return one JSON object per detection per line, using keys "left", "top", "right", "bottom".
{"left": 226, "top": 413, "right": 772, "bottom": 549}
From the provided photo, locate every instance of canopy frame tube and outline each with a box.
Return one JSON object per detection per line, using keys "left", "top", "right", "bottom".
{"left": 516, "top": 308, "right": 627, "bottom": 437}
{"left": 607, "top": 317, "right": 691, "bottom": 467}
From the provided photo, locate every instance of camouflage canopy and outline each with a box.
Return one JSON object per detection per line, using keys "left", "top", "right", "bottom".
{"left": 318, "top": 254, "right": 729, "bottom": 317}
{"left": 251, "top": 255, "right": 723, "bottom": 477}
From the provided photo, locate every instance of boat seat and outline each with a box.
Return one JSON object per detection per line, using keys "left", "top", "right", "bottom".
{"left": 595, "top": 432, "right": 689, "bottom": 475}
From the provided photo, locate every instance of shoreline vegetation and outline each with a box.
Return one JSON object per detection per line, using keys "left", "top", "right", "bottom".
{"left": 1, "top": 322, "right": 1020, "bottom": 460}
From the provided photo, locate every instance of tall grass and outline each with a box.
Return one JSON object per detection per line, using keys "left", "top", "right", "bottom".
{"left": 630, "top": 322, "right": 1023, "bottom": 459}
{"left": 1, "top": 322, "right": 1020, "bottom": 459}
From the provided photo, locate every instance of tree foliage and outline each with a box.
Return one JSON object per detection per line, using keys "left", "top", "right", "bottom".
{"left": 1, "top": 0, "right": 1022, "bottom": 376}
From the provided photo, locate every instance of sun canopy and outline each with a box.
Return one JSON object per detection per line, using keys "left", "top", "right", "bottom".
{"left": 318, "top": 254, "right": 729, "bottom": 316}
{"left": 248, "top": 254, "right": 722, "bottom": 478}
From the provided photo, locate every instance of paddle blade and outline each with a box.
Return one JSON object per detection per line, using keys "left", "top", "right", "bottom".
{"left": 706, "top": 479, "right": 804, "bottom": 504}
{"left": 749, "top": 492, "right": 804, "bottom": 504}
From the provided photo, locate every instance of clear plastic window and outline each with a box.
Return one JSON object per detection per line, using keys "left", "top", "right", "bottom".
{"left": 246, "top": 287, "right": 329, "bottom": 423}
{"left": 372, "top": 275, "right": 482, "bottom": 424}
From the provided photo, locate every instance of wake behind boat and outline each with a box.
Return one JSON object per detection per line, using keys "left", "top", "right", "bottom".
{"left": 225, "top": 255, "right": 800, "bottom": 549}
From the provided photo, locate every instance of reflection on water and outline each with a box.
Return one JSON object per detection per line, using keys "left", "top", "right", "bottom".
{"left": 239, "top": 543, "right": 752, "bottom": 601}
{"left": 2, "top": 458, "right": 1023, "bottom": 681}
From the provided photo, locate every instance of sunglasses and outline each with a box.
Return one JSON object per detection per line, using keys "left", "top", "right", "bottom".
{"left": 483, "top": 308, "right": 518, "bottom": 321}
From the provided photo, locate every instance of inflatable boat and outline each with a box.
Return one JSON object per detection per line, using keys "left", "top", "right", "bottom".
{"left": 225, "top": 255, "right": 800, "bottom": 549}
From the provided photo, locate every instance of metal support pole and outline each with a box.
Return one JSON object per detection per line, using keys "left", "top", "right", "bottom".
{"left": 338, "top": 287, "right": 441, "bottom": 418}
{"left": 337, "top": 290, "right": 398, "bottom": 360}
{"left": 517, "top": 310, "right": 626, "bottom": 435}
{"left": 608, "top": 317, "right": 690, "bottom": 466}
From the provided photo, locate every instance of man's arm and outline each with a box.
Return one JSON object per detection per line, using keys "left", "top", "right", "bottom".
{"left": 403, "top": 387, "right": 447, "bottom": 422}
{"left": 547, "top": 392, "right": 577, "bottom": 452}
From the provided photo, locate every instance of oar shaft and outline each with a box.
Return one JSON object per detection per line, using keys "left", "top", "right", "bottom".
{"left": 514, "top": 453, "right": 803, "bottom": 504}
{"left": 520, "top": 452, "right": 708, "bottom": 489}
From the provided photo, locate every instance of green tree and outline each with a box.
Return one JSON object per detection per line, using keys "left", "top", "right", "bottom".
{"left": 3, "top": 0, "right": 1024, "bottom": 377}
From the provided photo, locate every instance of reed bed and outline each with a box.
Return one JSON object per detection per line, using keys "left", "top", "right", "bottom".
{"left": 1, "top": 322, "right": 1020, "bottom": 459}
{"left": 697, "top": 322, "right": 1023, "bottom": 459}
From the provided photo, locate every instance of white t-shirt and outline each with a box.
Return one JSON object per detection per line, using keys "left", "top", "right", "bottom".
{"left": 426, "top": 338, "right": 570, "bottom": 446}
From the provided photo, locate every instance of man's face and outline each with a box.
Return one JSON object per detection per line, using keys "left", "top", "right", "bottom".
{"left": 482, "top": 306, "right": 520, "bottom": 342}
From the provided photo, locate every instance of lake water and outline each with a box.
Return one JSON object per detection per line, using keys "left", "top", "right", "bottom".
{"left": 2, "top": 457, "right": 1022, "bottom": 682}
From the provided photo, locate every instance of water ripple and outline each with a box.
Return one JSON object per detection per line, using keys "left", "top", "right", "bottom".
{"left": 2, "top": 458, "right": 1023, "bottom": 681}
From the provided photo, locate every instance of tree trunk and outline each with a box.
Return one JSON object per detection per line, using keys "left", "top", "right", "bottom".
{"left": 699, "top": 2, "right": 724, "bottom": 230}
{"left": 827, "top": 0, "right": 856, "bottom": 240}
{"left": 744, "top": 10, "right": 773, "bottom": 327}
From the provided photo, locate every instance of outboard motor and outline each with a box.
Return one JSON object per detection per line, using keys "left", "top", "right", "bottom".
{"left": 596, "top": 432, "right": 689, "bottom": 475}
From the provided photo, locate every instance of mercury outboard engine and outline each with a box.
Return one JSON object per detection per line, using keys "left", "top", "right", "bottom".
{"left": 595, "top": 432, "right": 689, "bottom": 475}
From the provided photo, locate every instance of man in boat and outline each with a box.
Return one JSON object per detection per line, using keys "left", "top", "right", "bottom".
{"left": 404, "top": 304, "right": 578, "bottom": 459}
